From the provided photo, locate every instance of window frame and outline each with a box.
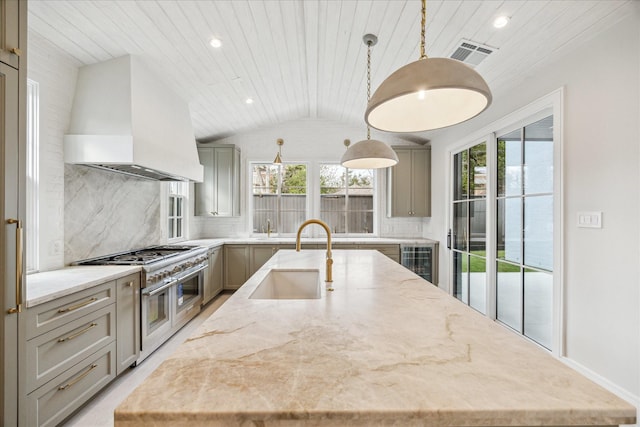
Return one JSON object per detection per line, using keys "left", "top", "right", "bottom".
{"left": 26, "top": 79, "right": 40, "bottom": 273}
{"left": 249, "top": 161, "right": 310, "bottom": 237}
{"left": 167, "top": 181, "right": 188, "bottom": 242}
{"left": 318, "top": 163, "right": 376, "bottom": 236}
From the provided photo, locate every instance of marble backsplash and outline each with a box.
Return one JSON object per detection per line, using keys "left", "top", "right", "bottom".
{"left": 64, "top": 165, "right": 163, "bottom": 264}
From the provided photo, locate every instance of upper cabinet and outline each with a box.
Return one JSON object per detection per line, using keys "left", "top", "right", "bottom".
{"left": 195, "top": 144, "right": 241, "bottom": 217}
{"left": 387, "top": 146, "right": 431, "bottom": 217}
{"left": 0, "top": 0, "right": 23, "bottom": 69}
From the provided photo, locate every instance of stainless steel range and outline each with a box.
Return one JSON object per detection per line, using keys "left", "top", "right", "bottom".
{"left": 75, "top": 245, "right": 209, "bottom": 362}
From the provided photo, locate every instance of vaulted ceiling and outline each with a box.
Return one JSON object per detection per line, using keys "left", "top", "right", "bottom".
{"left": 28, "top": 0, "right": 632, "bottom": 141}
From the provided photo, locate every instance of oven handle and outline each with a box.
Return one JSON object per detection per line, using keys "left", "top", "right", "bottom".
{"left": 143, "top": 264, "right": 207, "bottom": 297}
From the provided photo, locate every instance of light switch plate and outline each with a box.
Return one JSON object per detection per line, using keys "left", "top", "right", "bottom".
{"left": 577, "top": 211, "right": 602, "bottom": 228}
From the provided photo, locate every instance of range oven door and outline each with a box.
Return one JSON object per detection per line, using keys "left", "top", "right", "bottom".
{"left": 141, "top": 280, "right": 173, "bottom": 359}
{"left": 172, "top": 267, "right": 204, "bottom": 328}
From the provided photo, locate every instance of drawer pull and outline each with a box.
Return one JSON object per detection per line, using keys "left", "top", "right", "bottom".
{"left": 58, "top": 297, "right": 97, "bottom": 313}
{"left": 57, "top": 323, "right": 97, "bottom": 342}
{"left": 57, "top": 364, "right": 98, "bottom": 391}
{"left": 10, "top": 47, "right": 22, "bottom": 57}
{"left": 127, "top": 281, "right": 134, "bottom": 287}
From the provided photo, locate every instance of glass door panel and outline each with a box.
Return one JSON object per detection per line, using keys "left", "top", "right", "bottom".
{"left": 524, "top": 195, "right": 553, "bottom": 271}
{"left": 496, "top": 261, "right": 522, "bottom": 331}
{"left": 524, "top": 268, "right": 553, "bottom": 349}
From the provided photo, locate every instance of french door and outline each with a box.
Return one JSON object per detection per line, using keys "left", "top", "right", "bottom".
{"left": 450, "top": 113, "right": 556, "bottom": 351}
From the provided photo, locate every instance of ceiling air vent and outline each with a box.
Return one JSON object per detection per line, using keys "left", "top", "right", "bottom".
{"left": 450, "top": 39, "right": 496, "bottom": 68}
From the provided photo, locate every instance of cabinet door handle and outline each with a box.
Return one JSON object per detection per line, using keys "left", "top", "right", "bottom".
{"left": 58, "top": 364, "right": 98, "bottom": 391}
{"left": 9, "top": 48, "right": 22, "bottom": 57}
{"left": 126, "top": 281, "right": 134, "bottom": 287}
{"left": 57, "top": 297, "right": 97, "bottom": 313}
{"left": 57, "top": 322, "right": 97, "bottom": 342}
{"left": 6, "top": 219, "right": 23, "bottom": 314}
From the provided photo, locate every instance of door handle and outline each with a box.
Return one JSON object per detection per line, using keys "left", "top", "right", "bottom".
{"left": 6, "top": 219, "right": 23, "bottom": 314}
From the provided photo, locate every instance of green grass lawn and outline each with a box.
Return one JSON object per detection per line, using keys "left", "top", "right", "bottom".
{"left": 468, "top": 250, "right": 520, "bottom": 273}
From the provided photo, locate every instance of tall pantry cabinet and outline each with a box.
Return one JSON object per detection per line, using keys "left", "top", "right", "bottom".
{"left": 1, "top": 0, "right": 27, "bottom": 425}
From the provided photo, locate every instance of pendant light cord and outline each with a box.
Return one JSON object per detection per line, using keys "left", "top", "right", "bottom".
{"left": 366, "top": 40, "right": 372, "bottom": 140}
{"left": 420, "top": 0, "right": 427, "bottom": 59}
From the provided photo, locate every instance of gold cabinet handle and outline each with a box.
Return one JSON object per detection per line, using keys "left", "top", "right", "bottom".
{"left": 57, "top": 297, "right": 97, "bottom": 313}
{"left": 57, "top": 322, "right": 97, "bottom": 343}
{"left": 6, "top": 219, "right": 23, "bottom": 314}
{"left": 57, "top": 364, "right": 98, "bottom": 391}
{"left": 126, "top": 281, "right": 133, "bottom": 287}
{"left": 9, "top": 48, "right": 22, "bottom": 57}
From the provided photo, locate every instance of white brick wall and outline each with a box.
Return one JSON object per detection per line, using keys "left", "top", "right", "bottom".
{"left": 27, "top": 31, "right": 80, "bottom": 271}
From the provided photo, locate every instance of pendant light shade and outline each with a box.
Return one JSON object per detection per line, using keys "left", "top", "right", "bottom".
{"left": 273, "top": 138, "right": 283, "bottom": 164}
{"left": 365, "top": 0, "right": 492, "bottom": 133}
{"left": 340, "top": 34, "right": 398, "bottom": 169}
{"left": 341, "top": 138, "right": 398, "bottom": 169}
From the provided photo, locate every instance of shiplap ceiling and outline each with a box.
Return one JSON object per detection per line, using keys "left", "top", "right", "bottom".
{"left": 28, "top": 0, "right": 632, "bottom": 141}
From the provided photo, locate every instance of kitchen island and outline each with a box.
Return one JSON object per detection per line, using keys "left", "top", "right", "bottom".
{"left": 115, "top": 250, "right": 635, "bottom": 426}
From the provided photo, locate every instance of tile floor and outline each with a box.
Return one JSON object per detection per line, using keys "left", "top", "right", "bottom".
{"left": 62, "top": 291, "right": 233, "bottom": 427}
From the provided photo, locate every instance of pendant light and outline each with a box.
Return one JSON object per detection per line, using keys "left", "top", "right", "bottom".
{"left": 273, "top": 138, "right": 284, "bottom": 164}
{"left": 365, "top": 0, "right": 492, "bottom": 133}
{"left": 341, "top": 34, "right": 398, "bottom": 169}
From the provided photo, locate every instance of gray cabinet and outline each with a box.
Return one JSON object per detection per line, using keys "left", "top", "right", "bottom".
{"left": 23, "top": 280, "right": 118, "bottom": 426}
{"left": 195, "top": 144, "right": 241, "bottom": 217}
{"left": 387, "top": 146, "right": 431, "bottom": 217}
{"left": 0, "top": 0, "right": 22, "bottom": 69}
{"left": 116, "top": 273, "right": 140, "bottom": 375}
{"left": 203, "top": 246, "right": 224, "bottom": 304}
{"left": 223, "top": 245, "right": 250, "bottom": 290}
{"left": 250, "top": 245, "right": 278, "bottom": 277}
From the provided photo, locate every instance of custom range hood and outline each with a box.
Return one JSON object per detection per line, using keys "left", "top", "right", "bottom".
{"left": 64, "top": 55, "right": 204, "bottom": 182}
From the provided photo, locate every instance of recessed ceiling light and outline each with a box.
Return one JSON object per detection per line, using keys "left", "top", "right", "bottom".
{"left": 493, "top": 15, "right": 510, "bottom": 29}
{"left": 245, "top": 98, "right": 254, "bottom": 104}
{"left": 209, "top": 38, "right": 222, "bottom": 48}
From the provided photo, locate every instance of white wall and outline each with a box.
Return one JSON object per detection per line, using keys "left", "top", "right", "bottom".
{"left": 191, "top": 118, "right": 424, "bottom": 238}
{"left": 27, "top": 32, "right": 79, "bottom": 270}
{"left": 424, "top": 4, "right": 640, "bottom": 404}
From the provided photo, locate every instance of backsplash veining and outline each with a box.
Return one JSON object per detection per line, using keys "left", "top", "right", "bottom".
{"left": 64, "top": 165, "right": 163, "bottom": 263}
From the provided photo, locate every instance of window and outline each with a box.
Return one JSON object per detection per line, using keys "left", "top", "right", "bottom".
{"left": 251, "top": 163, "right": 307, "bottom": 234}
{"left": 320, "top": 164, "right": 374, "bottom": 234}
{"left": 168, "top": 182, "right": 187, "bottom": 240}
{"left": 26, "top": 79, "right": 39, "bottom": 273}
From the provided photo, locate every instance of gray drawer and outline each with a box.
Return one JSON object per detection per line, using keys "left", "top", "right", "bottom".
{"left": 26, "top": 280, "right": 116, "bottom": 340}
{"left": 26, "top": 304, "right": 115, "bottom": 393}
{"left": 25, "top": 341, "right": 116, "bottom": 427}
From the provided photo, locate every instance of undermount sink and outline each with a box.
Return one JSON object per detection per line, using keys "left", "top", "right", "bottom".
{"left": 249, "top": 269, "right": 321, "bottom": 300}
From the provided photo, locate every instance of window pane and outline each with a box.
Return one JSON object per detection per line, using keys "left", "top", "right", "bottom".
{"left": 524, "top": 195, "right": 553, "bottom": 271}
{"left": 320, "top": 164, "right": 345, "bottom": 194}
{"left": 468, "top": 254, "right": 486, "bottom": 314}
{"left": 176, "top": 218, "right": 182, "bottom": 238}
{"left": 497, "top": 261, "right": 522, "bottom": 332}
{"left": 280, "top": 211, "right": 305, "bottom": 234}
{"left": 176, "top": 197, "right": 182, "bottom": 217}
{"left": 469, "top": 142, "right": 487, "bottom": 197}
{"left": 454, "top": 150, "right": 469, "bottom": 200}
{"left": 453, "top": 251, "right": 468, "bottom": 304}
{"left": 524, "top": 116, "right": 553, "bottom": 195}
{"left": 348, "top": 169, "right": 373, "bottom": 193}
{"left": 452, "top": 202, "right": 468, "bottom": 251}
{"left": 282, "top": 165, "right": 307, "bottom": 194}
{"left": 252, "top": 164, "right": 279, "bottom": 195}
{"left": 169, "top": 196, "right": 175, "bottom": 216}
{"left": 497, "top": 197, "right": 522, "bottom": 264}
{"left": 497, "top": 130, "right": 522, "bottom": 197}
{"left": 524, "top": 268, "right": 553, "bottom": 349}
{"left": 168, "top": 219, "right": 174, "bottom": 238}
{"left": 347, "top": 211, "right": 373, "bottom": 234}
{"left": 469, "top": 199, "right": 486, "bottom": 255}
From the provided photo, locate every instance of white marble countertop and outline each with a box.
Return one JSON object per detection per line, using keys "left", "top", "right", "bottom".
{"left": 184, "top": 237, "right": 438, "bottom": 248}
{"left": 26, "top": 266, "right": 141, "bottom": 307}
{"left": 115, "top": 250, "right": 635, "bottom": 427}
